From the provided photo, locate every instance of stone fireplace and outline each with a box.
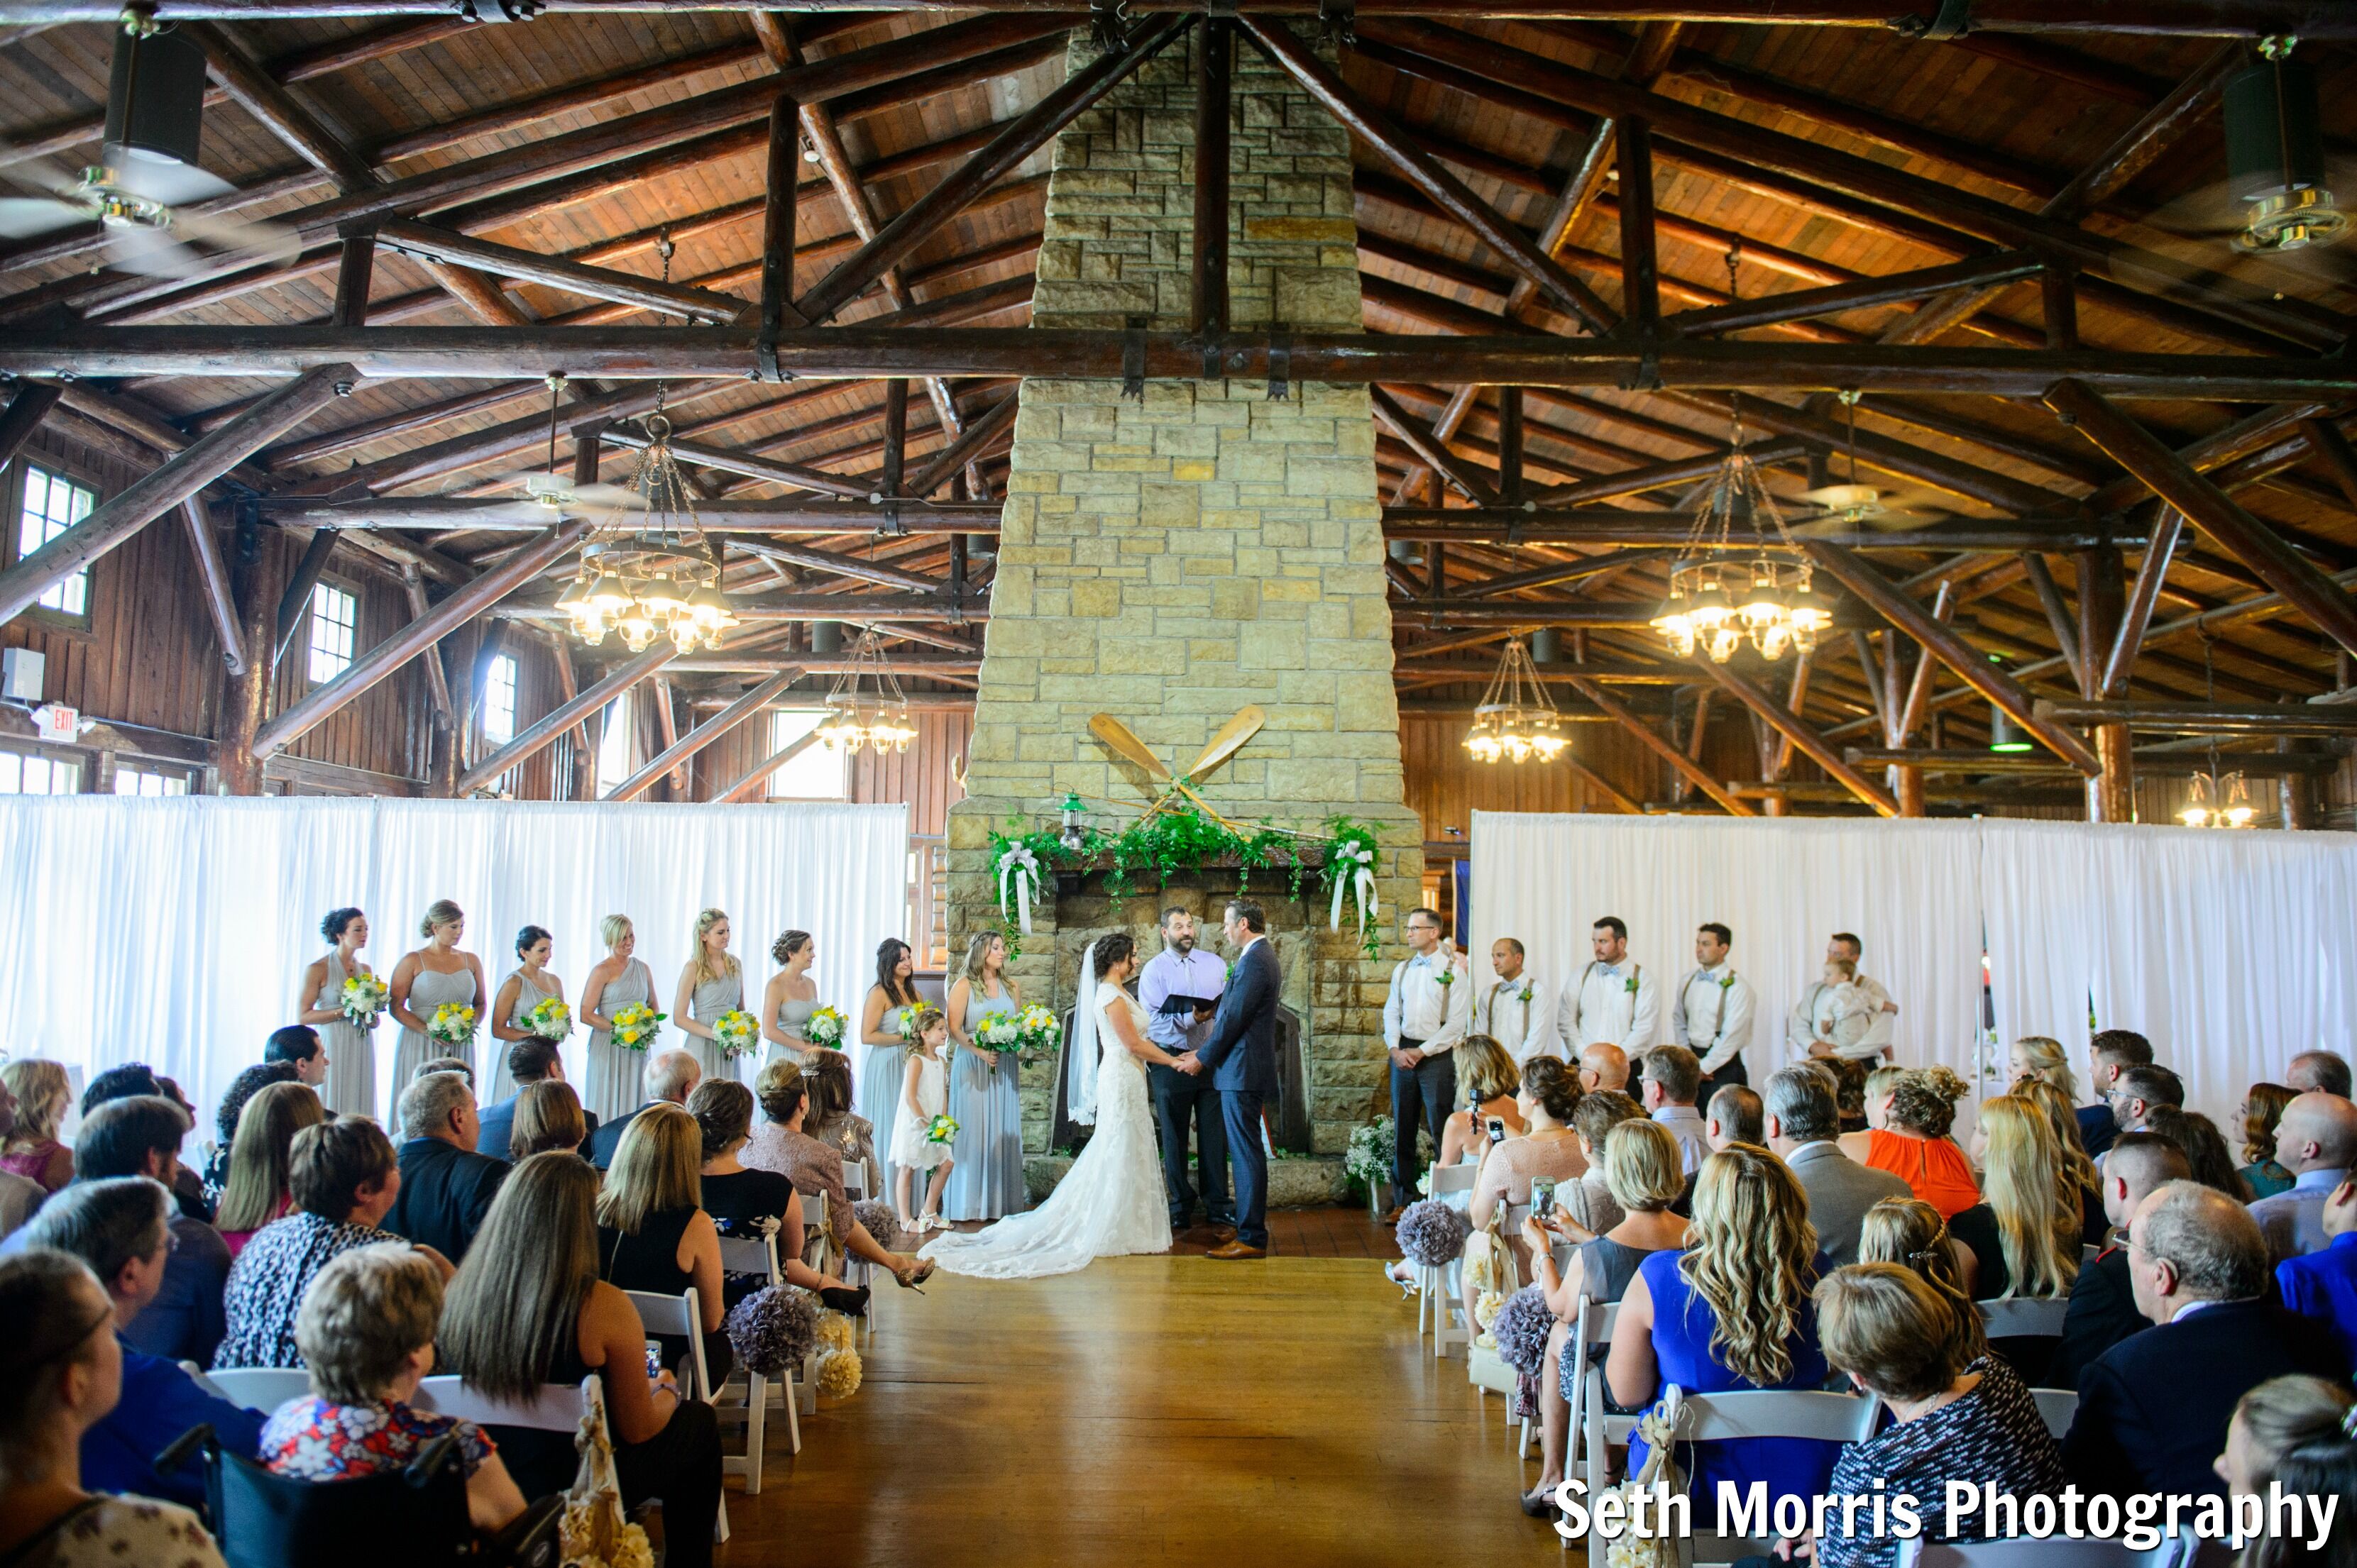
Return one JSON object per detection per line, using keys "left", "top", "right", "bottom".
{"left": 944, "top": 25, "right": 1424, "bottom": 1193}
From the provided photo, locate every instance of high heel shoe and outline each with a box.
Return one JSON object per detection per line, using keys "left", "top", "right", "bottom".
{"left": 893, "top": 1259, "right": 936, "bottom": 1291}
{"left": 818, "top": 1286, "right": 871, "bottom": 1317}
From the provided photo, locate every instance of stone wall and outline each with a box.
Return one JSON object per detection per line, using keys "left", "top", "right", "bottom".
{"left": 945, "top": 25, "right": 1422, "bottom": 1164}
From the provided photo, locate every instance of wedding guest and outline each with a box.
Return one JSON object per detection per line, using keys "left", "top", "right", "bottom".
{"left": 1560, "top": 915, "right": 1661, "bottom": 1053}
{"left": 387, "top": 1071, "right": 507, "bottom": 1266}
{"left": 212, "top": 1082, "right": 325, "bottom": 1257}
{"left": 60, "top": 1097, "right": 228, "bottom": 1367}
{"left": 2289, "top": 1051, "right": 2354, "bottom": 1100}
{"left": 1809, "top": 1264, "right": 2068, "bottom": 1568}
{"left": 580, "top": 913, "right": 656, "bottom": 1127}
{"left": 2216, "top": 1376, "right": 2357, "bottom": 1567}
{"left": 1856, "top": 1198, "right": 1988, "bottom": 1367}
{"left": 1606, "top": 1145, "right": 1840, "bottom": 1517}
{"left": 203, "top": 1062, "right": 298, "bottom": 1196}
{"left": 758, "top": 928, "right": 821, "bottom": 1069}
{"left": 1947, "top": 1093, "right": 2079, "bottom": 1301}
{"left": 2065, "top": 1181, "right": 2344, "bottom": 1501}
{"left": 437, "top": 1154, "right": 722, "bottom": 1568}
{"left": 2275, "top": 1174, "right": 2357, "bottom": 1371}
{"left": 890, "top": 1006, "right": 955, "bottom": 1234}
{"left": 857, "top": 937, "right": 923, "bottom": 1200}
{"left": 2106, "top": 1063, "right": 2182, "bottom": 1137}
{"left": 2145, "top": 1104, "right": 2249, "bottom": 1200}
{"left": 79, "top": 1064, "right": 166, "bottom": 1118}
{"left": 1382, "top": 907, "right": 1471, "bottom": 1224}
{"left": 1436, "top": 1036, "right": 1527, "bottom": 1175}
{"left": 1556, "top": 1090, "right": 1644, "bottom": 1237}
{"left": 801, "top": 1049, "right": 881, "bottom": 1198}
{"left": 296, "top": 907, "right": 379, "bottom": 1119}
{"left": 598, "top": 1105, "right": 729, "bottom": 1389}
{"left": 510, "top": 1081, "right": 589, "bottom": 1161}
{"left": 388, "top": 900, "right": 487, "bottom": 1137}
{"left": 260, "top": 1242, "right": 527, "bottom": 1530}
{"left": 1673, "top": 922, "right": 1756, "bottom": 1103}
{"left": 216, "top": 1119, "right": 442, "bottom": 1370}
{"left": 1518, "top": 1119, "right": 1689, "bottom": 1518}
{"left": 486, "top": 924, "right": 566, "bottom": 1104}
{"left": 2013, "top": 1077, "right": 2108, "bottom": 1247}
{"left": 1476, "top": 937, "right": 1560, "bottom": 1068}
{"left": 671, "top": 908, "right": 745, "bottom": 1093}
{"left": 19, "top": 1178, "right": 263, "bottom": 1508}
{"left": 1578, "top": 1043, "right": 1630, "bottom": 1095}
{"left": 477, "top": 1037, "right": 595, "bottom": 1159}
{"left": 1838, "top": 1066, "right": 1978, "bottom": 1220}
{"left": 590, "top": 1048, "right": 700, "bottom": 1169}
{"left": 2007, "top": 1034, "right": 2079, "bottom": 1104}
{"left": 414, "top": 1056, "right": 473, "bottom": 1088}
{"left": 1141, "top": 908, "right": 1232, "bottom": 1236}
{"left": 1461, "top": 1056, "right": 1586, "bottom": 1323}
{"left": 1762, "top": 1066, "right": 1908, "bottom": 1268}
{"left": 943, "top": 930, "right": 1026, "bottom": 1224}
{"left": 2051, "top": 1133, "right": 2188, "bottom": 1390}
{"left": 2078, "top": 1027, "right": 2153, "bottom": 1159}
{"left": 2241, "top": 1083, "right": 2299, "bottom": 1200}
{"left": 1706, "top": 1085, "right": 1762, "bottom": 1152}
{"left": 0, "top": 1060, "right": 73, "bottom": 1194}
{"left": 0, "top": 1251, "right": 227, "bottom": 1568}
{"left": 2252, "top": 1091, "right": 2357, "bottom": 1264}
{"left": 1637, "top": 1044, "right": 1708, "bottom": 1175}
{"left": 688, "top": 1080, "right": 859, "bottom": 1311}
{"left": 741, "top": 1059, "right": 931, "bottom": 1288}
{"left": 0, "top": 1073, "right": 39, "bottom": 1243}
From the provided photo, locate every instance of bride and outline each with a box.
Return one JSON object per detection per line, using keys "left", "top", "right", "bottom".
{"left": 921, "top": 931, "right": 1185, "bottom": 1280}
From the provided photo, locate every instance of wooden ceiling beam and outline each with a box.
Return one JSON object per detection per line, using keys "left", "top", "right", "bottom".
{"left": 456, "top": 642, "right": 677, "bottom": 797}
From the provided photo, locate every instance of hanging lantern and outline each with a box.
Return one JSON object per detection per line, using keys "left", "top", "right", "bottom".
{"left": 1462, "top": 636, "right": 1568, "bottom": 766}
{"left": 1651, "top": 404, "right": 1818, "bottom": 666}
{"left": 815, "top": 626, "right": 918, "bottom": 756}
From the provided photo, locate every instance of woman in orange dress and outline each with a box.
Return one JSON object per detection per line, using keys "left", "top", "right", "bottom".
{"left": 1838, "top": 1065, "right": 1979, "bottom": 1219}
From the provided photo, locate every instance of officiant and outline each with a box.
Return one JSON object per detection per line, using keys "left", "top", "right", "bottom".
{"left": 1139, "top": 906, "right": 1234, "bottom": 1237}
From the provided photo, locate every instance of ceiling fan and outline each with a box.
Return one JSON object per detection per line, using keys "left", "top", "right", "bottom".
{"left": 0, "top": 27, "right": 298, "bottom": 280}
{"left": 1793, "top": 396, "right": 1945, "bottom": 532}
{"left": 478, "top": 375, "right": 649, "bottom": 521}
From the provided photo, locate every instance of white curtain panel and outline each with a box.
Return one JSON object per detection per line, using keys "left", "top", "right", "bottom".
{"left": 0, "top": 797, "right": 911, "bottom": 1128}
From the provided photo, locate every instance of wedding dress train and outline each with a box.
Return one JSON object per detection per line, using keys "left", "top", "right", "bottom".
{"left": 918, "top": 979, "right": 1172, "bottom": 1280}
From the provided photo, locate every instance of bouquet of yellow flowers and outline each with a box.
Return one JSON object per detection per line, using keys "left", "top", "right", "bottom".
{"left": 713, "top": 1009, "right": 759, "bottom": 1060}
{"left": 524, "top": 996, "right": 571, "bottom": 1040}
{"left": 973, "top": 1010, "right": 1023, "bottom": 1057}
{"left": 801, "top": 1005, "right": 847, "bottom": 1050}
{"left": 1015, "top": 1002, "right": 1060, "bottom": 1054}
{"left": 609, "top": 1002, "right": 665, "bottom": 1051}
{"left": 427, "top": 1002, "right": 476, "bottom": 1048}
{"left": 924, "top": 1112, "right": 960, "bottom": 1145}
{"left": 339, "top": 973, "right": 390, "bottom": 1029}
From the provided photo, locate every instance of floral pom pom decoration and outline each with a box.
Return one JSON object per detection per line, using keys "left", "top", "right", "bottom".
{"left": 815, "top": 1347, "right": 863, "bottom": 1400}
{"left": 723, "top": 1284, "right": 818, "bottom": 1378}
{"left": 1491, "top": 1285, "right": 1553, "bottom": 1376}
{"left": 1393, "top": 1198, "right": 1471, "bottom": 1267}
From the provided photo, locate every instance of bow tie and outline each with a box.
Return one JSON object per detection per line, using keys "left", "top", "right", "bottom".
{"left": 1598, "top": 964, "right": 1620, "bottom": 977}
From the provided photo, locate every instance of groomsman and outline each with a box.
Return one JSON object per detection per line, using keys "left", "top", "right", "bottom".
{"left": 1673, "top": 922, "right": 1756, "bottom": 1104}
{"left": 1786, "top": 931, "right": 1898, "bottom": 1061}
{"left": 1559, "top": 915, "right": 1661, "bottom": 1054}
{"left": 1138, "top": 907, "right": 1234, "bottom": 1237}
{"left": 1474, "top": 938, "right": 1560, "bottom": 1067}
{"left": 1380, "top": 907, "right": 1471, "bottom": 1223}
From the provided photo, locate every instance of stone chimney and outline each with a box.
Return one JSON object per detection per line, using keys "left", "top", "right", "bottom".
{"left": 946, "top": 26, "right": 1424, "bottom": 1174}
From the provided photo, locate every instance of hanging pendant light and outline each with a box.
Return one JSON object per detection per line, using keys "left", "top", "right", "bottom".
{"left": 2179, "top": 638, "right": 2256, "bottom": 829}
{"left": 1463, "top": 635, "right": 1568, "bottom": 765}
{"left": 1651, "top": 397, "right": 1820, "bottom": 664}
{"left": 816, "top": 626, "right": 918, "bottom": 756}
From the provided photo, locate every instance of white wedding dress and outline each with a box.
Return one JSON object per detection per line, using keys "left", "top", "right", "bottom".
{"left": 918, "top": 979, "right": 1172, "bottom": 1280}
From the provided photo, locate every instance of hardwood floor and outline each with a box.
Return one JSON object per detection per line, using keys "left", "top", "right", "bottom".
{"left": 720, "top": 1206, "right": 1564, "bottom": 1565}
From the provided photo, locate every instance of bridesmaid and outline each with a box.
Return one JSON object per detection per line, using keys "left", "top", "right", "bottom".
{"left": 672, "top": 907, "right": 745, "bottom": 1088}
{"left": 859, "top": 937, "right": 922, "bottom": 1207}
{"left": 759, "top": 929, "right": 820, "bottom": 1069}
{"left": 942, "top": 930, "right": 1027, "bottom": 1222}
{"left": 387, "top": 899, "right": 487, "bottom": 1137}
{"left": 488, "top": 924, "right": 566, "bottom": 1104}
{"left": 295, "top": 907, "right": 379, "bottom": 1120}
{"left": 581, "top": 914, "right": 655, "bottom": 1126}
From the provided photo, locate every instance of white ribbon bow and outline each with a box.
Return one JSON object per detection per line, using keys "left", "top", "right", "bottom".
{"left": 996, "top": 844, "right": 1040, "bottom": 934}
{"left": 1327, "top": 841, "right": 1379, "bottom": 940}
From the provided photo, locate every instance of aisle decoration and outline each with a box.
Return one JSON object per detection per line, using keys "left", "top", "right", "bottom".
{"left": 556, "top": 1376, "right": 654, "bottom": 1568}
{"left": 1395, "top": 1198, "right": 1471, "bottom": 1267}
{"left": 801, "top": 1005, "right": 847, "bottom": 1050}
{"left": 925, "top": 1112, "right": 960, "bottom": 1145}
{"left": 1323, "top": 819, "right": 1381, "bottom": 945}
{"left": 724, "top": 1283, "right": 818, "bottom": 1376}
{"left": 427, "top": 1002, "right": 476, "bottom": 1050}
{"left": 815, "top": 1345, "right": 863, "bottom": 1400}
{"left": 525, "top": 996, "right": 572, "bottom": 1040}
{"left": 713, "top": 1008, "right": 759, "bottom": 1060}
{"left": 815, "top": 1310, "right": 857, "bottom": 1356}
{"left": 1344, "top": 1115, "right": 1433, "bottom": 1207}
{"left": 339, "top": 973, "right": 390, "bottom": 1030}
{"left": 852, "top": 1198, "right": 901, "bottom": 1244}
{"left": 608, "top": 1002, "right": 666, "bottom": 1052}
{"left": 1491, "top": 1286, "right": 1553, "bottom": 1376}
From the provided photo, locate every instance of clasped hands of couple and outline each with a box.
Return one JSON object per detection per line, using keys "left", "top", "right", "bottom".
{"left": 1167, "top": 1002, "right": 1216, "bottom": 1076}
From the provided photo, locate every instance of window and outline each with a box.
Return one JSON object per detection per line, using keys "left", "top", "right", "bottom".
{"left": 0, "top": 750, "right": 80, "bottom": 795}
{"left": 481, "top": 653, "right": 519, "bottom": 744}
{"left": 112, "top": 766, "right": 188, "bottom": 797}
{"left": 16, "top": 465, "right": 97, "bottom": 617}
{"left": 595, "top": 695, "right": 635, "bottom": 793}
{"left": 307, "top": 583, "right": 358, "bottom": 684}
{"left": 766, "top": 708, "right": 849, "bottom": 800}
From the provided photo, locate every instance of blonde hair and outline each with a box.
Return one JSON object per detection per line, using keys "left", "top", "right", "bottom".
{"left": 600, "top": 913, "right": 634, "bottom": 950}
{"left": 905, "top": 1004, "right": 947, "bottom": 1055}
{"left": 1857, "top": 1196, "right": 1989, "bottom": 1364}
{"left": 596, "top": 1101, "right": 703, "bottom": 1233}
{"left": 959, "top": 929, "right": 1005, "bottom": 986}
{"left": 2011, "top": 1035, "right": 2079, "bottom": 1102}
{"left": 1886, "top": 1066, "right": 1969, "bottom": 1138}
{"left": 1815, "top": 1263, "right": 1972, "bottom": 1403}
{"left": 215, "top": 1081, "right": 328, "bottom": 1233}
{"left": 0, "top": 1060, "right": 69, "bottom": 1149}
{"left": 418, "top": 898, "right": 463, "bottom": 940}
{"left": 1601, "top": 1118, "right": 1686, "bottom": 1213}
{"left": 295, "top": 1243, "right": 443, "bottom": 1406}
{"left": 1863, "top": 1064, "right": 1907, "bottom": 1108}
{"left": 1454, "top": 1037, "right": 1521, "bottom": 1108}
{"left": 2013, "top": 1076, "right": 2099, "bottom": 1197}
{"left": 1978, "top": 1093, "right": 2079, "bottom": 1299}
{"left": 691, "top": 908, "right": 739, "bottom": 984}
{"left": 1679, "top": 1145, "right": 1819, "bottom": 1387}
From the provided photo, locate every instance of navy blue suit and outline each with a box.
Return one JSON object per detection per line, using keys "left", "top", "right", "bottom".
{"left": 1194, "top": 937, "right": 1280, "bottom": 1249}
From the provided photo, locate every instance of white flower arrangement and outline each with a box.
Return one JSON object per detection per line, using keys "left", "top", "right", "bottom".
{"left": 608, "top": 1002, "right": 666, "bottom": 1051}
{"left": 974, "top": 1010, "right": 1024, "bottom": 1056}
{"left": 524, "top": 996, "right": 571, "bottom": 1040}
{"left": 713, "top": 1009, "right": 759, "bottom": 1060}
{"left": 426, "top": 1002, "right": 476, "bottom": 1048}
{"left": 339, "top": 973, "right": 390, "bottom": 1030}
{"left": 801, "top": 1005, "right": 847, "bottom": 1049}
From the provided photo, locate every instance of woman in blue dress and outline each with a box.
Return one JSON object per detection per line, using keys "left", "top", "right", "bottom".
{"left": 1605, "top": 1143, "right": 1842, "bottom": 1517}
{"left": 942, "top": 930, "right": 1027, "bottom": 1222}
{"left": 858, "top": 937, "right": 922, "bottom": 1212}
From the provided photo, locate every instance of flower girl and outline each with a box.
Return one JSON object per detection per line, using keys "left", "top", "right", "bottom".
{"left": 890, "top": 1006, "right": 956, "bottom": 1233}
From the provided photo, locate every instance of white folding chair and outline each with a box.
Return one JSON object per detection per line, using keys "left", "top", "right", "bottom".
{"left": 1533, "top": 1298, "right": 1618, "bottom": 1467}
{"left": 1900, "top": 1535, "right": 2194, "bottom": 1567}
{"left": 2031, "top": 1386, "right": 2078, "bottom": 1440}
{"left": 201, "top": 1367, "right": 312, "bottom": 1414}
{"left": 1979, "top": 1298, "right": 2070, "bottom": 1339}
{"left": 414, "top": 1371, "right": 597, "bottom": 1435}
{"left": 625, "top": 1288, "right": 730, "bottom": 1542}
{"left": 838, "top": 1166, "right": 877, "bottom": 1341}
{"left": 1674, "top": 1388, "right": 1881, "bottom": 1567}
{"left": 1469, "top": 1202, "right": 1535, "bottom": 1391}
{"left": 713, "top": 1235, "right": 799, "bottom": 1486}
{"left": 1576, "top": 1352, "right": 1645, "bottom": 1556}
{"left": 1415, "top": 1165, "right": 1480, "bottom": 1348}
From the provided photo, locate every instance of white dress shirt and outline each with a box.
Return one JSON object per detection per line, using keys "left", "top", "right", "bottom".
{"left": 1559, "top": 959, "right": 1662, "bottom": 1051}
{"left": 1475, "top": 971, "right": 1561, "bottom": 1065}
{"left": 1671, "top": 964, "right": 1755, "bottom": 1076}
{"left": 1383, "top": 947, "right": 1471, "bottom": 1053}
{"left": 1784, "top": 980, "right": 1894, "bottom": 1061}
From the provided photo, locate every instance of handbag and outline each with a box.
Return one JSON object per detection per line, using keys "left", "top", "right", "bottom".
{"left": 559, "top": 1378, "right": 655, "bottom": 1568}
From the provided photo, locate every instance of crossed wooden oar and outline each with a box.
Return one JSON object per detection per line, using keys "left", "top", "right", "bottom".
{"left": 1085, "top": 706, "right": 1270, "bottom": 834}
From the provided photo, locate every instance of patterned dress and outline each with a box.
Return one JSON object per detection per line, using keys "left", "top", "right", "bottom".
{"left": 6, "top": 1496, "right": 224, "bottom": 1568}
{"left": 260, "top": 1395, "right": 495, "bottom": 1482}
{"left": 390, "top": 961, "right": 478, "bottom": 1136}
{"left": 215, "top": 1213, "right": 409, "bottom": 1369}
{"left": 582, "top": 956, "right": 654, "bottom": 1126}
{"left": 314, "top": 951, "right": 379, "bottom": 1121}
{"left": 486, "top": 966, "right": 559, "bottom": 1103}
{"left": 942, "top": 981, "right": 1026, "bottom": 1221}
{"left": 686, "top": 965, "right": 746, "bottom": 1088}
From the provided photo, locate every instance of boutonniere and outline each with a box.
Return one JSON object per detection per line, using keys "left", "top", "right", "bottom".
{"left": 1517, "top": 983, "right": 1533, "bottom": 1004}
{"left": 1718, "top": 973, "right": 1735, "bottom": 993}
{"left": 1623, "top": 971, "right": 1639, "bottom": 997}
{"left": 1224, "top": 959, "right": 1236, "bottom": 985}
{"left": 1434, "top": 964, "right": 1456, "bottom": 988}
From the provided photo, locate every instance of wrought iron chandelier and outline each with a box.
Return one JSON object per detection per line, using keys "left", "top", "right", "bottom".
{"left": 2180, "top": 638, "right": 2256, "bottom": 829}
{"left": 552, "top": 399, "right": 736, "bottom": 653}
{"left": 815, "top": 626, "right": 918, "bottom": 755}
{"left": 1463, "top": 635, "right": 1567, "bottom": 764}
{"left": 1649, "top": 402, "right": 1830, "bottom": 664}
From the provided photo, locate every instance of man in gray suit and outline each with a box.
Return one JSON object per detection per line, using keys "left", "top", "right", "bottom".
{"left": 1762, "top": 1066, "right": 1906, "bottom": 1267}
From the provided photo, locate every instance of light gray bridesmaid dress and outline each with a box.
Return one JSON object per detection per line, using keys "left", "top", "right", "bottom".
{"left": 487, "top": 968, "right": 558, "bottom": 1104}
{"left": 859, "top": 993, "right": 913, "bottom": 1210}
{"left": 390, "top": 962, "right": 478, "bottom": 1137}
{"left": 769, "top": 993, "right": 818, "bottom": 1070}
{"left": 686, "top": 966, "right": 747, "bottom": 1088}
{"left": 314, "top": 951, "right": 378, "bottom": 1122}
{"left": 583, "top": 957, "right": 654, "bottom": 1125}
{"left": 943, "top": 981, "right": 1027, "bottom": 1221}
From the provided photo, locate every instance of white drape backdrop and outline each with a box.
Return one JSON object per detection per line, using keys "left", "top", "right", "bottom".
{"left": 0, "top": 797, "right": 910, "bottom": 1130}
{"left": 1471, "top": 811, "right": 2357, "bottom": 1130}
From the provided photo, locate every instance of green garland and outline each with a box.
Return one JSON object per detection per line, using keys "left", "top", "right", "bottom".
{"left": 988, "top": 804, "right": 1385, "bottom": 958}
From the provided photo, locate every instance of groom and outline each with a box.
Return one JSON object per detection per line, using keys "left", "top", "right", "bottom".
{"left": 1178, "top": 898, "right": 1278, "bottom": 1259}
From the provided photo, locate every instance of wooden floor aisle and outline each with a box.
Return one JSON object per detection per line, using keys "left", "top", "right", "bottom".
{"left": 722, "top": 1208, "right": 1566, "bottom": 1566}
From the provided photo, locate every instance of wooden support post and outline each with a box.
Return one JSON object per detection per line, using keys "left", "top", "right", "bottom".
{"left": 714, "top": 722, "right": 827, "bottom": 802}
{"left": 2040, "top": 266, "right": 2079, "bottom": 350}
{"left": 881, "top": 378, "right": 908, "bottom": 497}
{"left": 905, "top": 391, "right": 1019, "bottom": 499}
{"left": 1370, "top": 387, "right": 1496, "bottom": 506}
{"left": 1496, "top": 386, "right": 1524, "bottom": 507}
{"left": 0, "top": 365, "right": 350, "bottom": 628}
{"left": 2018, "top": 552, "right": 2082, "bottom": 692}
{"left": 402, "top": 564, "right": 461, "bottom": 797}
{"left": 2074, "top": 542, "right": 2131, "bottom": 822}
{"left": 271, "top": 528, "right": 339, "bottom": 670}
{"left": 2046, "top": 378, "right": 2357, "bottom": 659}
{"left": 759, "top": 84, "right": 805, "bottom": 375}
{"left": 457, "top": 642, "right": 676, "bottom": 796}
{"left": 218, "top": 496, "right": 273, "bottom": 797}
{"left": 1615, "top": 115, "right": 1659, "bottom": 339}
{"left": 0, "top": 382, "right": 63, "bottom": 475}
{"left": 1674, "top": 688, "right": 1713, "bottom": 805}
{"left": 652, "top": 676, "right": 684, "bottom": 795}
{"left": 1191, "top": 17, "right": 1231, "bottom": 341}
{"left": 2300, "top": 418, "right": 2357, "bottom": 512}
{"left": 330, "top": 231, "right": 376, "bottom": 326}
{"left": 179, "top": 498, "right": 248, "bottom": 676}
{"left": 2100, "top": 509, "right": 2185, "bottom": 697}
{"left": 1563, "top": 671, "right": 1754, "bottom": 817}
{"left": 1696, "top": 656, "right": 1898, "bottom": 817}
{"left": 606, "top": 670, "right": 801, "bottom": 802}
